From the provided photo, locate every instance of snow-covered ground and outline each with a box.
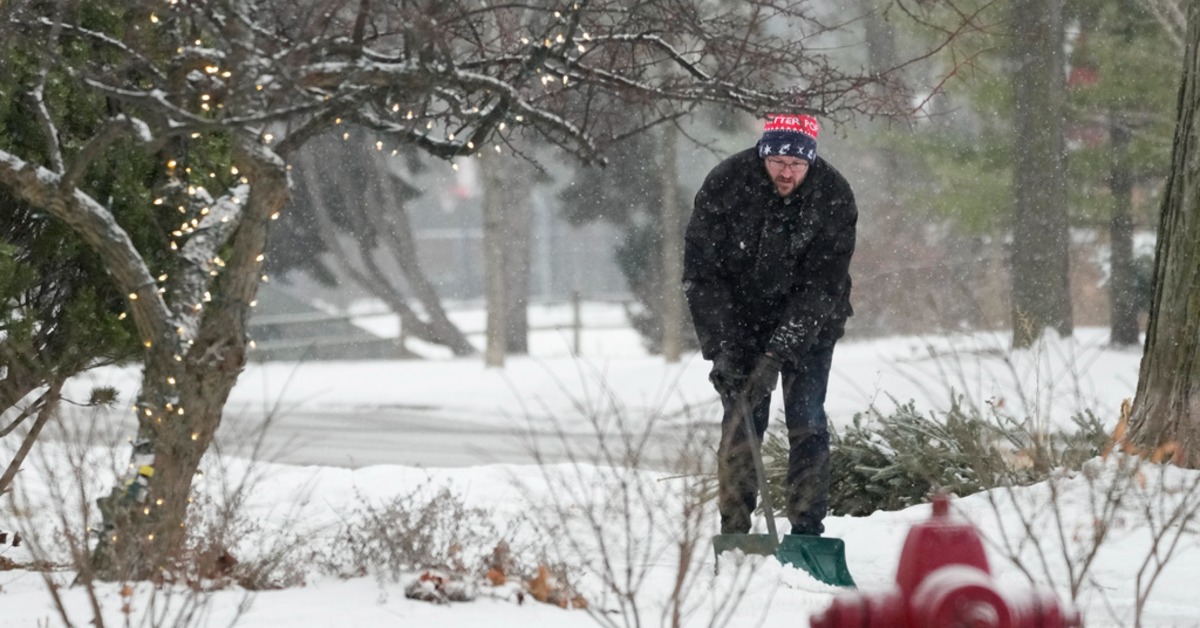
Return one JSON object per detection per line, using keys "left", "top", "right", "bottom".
{"left": 3, "top": 309, "right": 1198, "bottom": 627}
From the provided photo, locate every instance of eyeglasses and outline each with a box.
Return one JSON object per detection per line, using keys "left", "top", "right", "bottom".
{"left": 764, "top": 158, "right": 809, "bottom": 173}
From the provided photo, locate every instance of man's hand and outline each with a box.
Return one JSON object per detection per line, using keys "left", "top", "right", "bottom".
{"left": 743, "top": 352, "right": 783, "bottom": 403}
{"left": 709, "top": 352, "right": 747, "bottom": 398}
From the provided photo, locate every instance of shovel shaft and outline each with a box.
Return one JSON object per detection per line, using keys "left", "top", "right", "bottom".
{"left": 735, "top": 393, "right": 778, "bottom": 544}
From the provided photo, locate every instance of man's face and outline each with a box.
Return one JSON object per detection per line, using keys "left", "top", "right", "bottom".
{"left": 763, "top": 156, "right": 810, "bottom": 197}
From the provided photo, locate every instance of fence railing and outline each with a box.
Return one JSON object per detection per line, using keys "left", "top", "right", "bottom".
{"left": 248, "top": 292, "right": 635, "bottom": 361}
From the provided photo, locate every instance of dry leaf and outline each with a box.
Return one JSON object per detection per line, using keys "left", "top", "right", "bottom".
{"left": 527, "top": 565, "right": 553, "bottom": 603}
{"left": 1102, "top": 399, "right": 1132, "bottom": 460}
{"left": 525, "top": 564, "right": 587, "bottom": 609}
{"left": 486, "top": 567, "right": 506, "bottom": 586}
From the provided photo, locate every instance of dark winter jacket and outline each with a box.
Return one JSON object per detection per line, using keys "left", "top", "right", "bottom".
{"left": 683, "top": 148, "right": 856, "bottom": 366}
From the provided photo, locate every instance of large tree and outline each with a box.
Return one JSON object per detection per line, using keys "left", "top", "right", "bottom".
{"left": 1010, "top": 0, "right": 1073, "bottom": 347}
{"left": 0, "top": 0, "right": 928, "bottom": 580}
{"left": 1129, "top": 1, "right": 1200, "bottom": 468}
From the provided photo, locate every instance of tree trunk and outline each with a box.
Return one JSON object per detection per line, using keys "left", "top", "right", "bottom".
{"left": 92, "top": 142, "right": 288, "bottom": 580}
{"left": 861, "top": 0, "right": 903, "bottom": 201}
{"left": 1009, "top": 0, "right": 1073, "bottom": 348}
{"left": 860, "top": 0, "right": 908, "bottom": 201}
{"left": 1108, "top": 115, "right": 1140, "bottom": 346}
{"left": 660, "top": 124, "right": 684, "bottom": 363}
{"left": 480, "top": 155, "right": 507, "bottom": 367}
{"left": 502, "top": 161, "right": 532, "bottom": 356}
{"left": 1129, "top": 3, "right": 1200, "bottom": 468}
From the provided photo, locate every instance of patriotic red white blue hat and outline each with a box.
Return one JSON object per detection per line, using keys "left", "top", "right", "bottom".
{"left": 757, "top": 113, "right": 819, "bottom": 162}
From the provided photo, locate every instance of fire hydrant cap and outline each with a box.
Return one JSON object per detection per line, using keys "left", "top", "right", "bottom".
{"left": 932, "top": 493, "right": 950, "bottom": 518}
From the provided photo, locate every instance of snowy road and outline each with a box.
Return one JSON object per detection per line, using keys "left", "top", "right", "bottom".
{"left": 44, "top": 351, "right": 726, "bottom": 471}
{"left": 41, "top": 403, "right": 720, "bottom": 471}
{"left": 214, "top": 406, "right": 720, "bottom": 470}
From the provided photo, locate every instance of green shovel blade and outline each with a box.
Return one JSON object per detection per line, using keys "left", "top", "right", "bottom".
{"left": 712, "top": 533, "right": 856, "bottom": 588}
{"left": 775, "top": 534, "right": 856, "bottom": 588}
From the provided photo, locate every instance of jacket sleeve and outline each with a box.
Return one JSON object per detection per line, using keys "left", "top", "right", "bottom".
{"left": 683, "top": 169, "right": 738, "bottom": 360}
{"left": 766, "top": 181, "right": 857, "bottom": 363}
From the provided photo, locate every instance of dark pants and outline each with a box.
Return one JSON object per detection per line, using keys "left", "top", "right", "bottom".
{"left": 717, "top": 340, "right": 834, "bottom": 535}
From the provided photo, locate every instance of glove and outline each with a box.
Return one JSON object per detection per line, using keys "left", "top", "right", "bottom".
{"left": 742, "top": 352, "right": 783, "bottom": 404}
{"left": 708, "top": 352, "right": 747, "bottom": 398}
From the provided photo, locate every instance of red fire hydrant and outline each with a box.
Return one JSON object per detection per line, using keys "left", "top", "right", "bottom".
{"left": 810, "top": 494, "right": 1082, "bottom": 628}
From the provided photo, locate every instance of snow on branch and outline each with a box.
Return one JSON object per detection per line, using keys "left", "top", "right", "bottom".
{"left": 0, "top": 149, "right": 172, "bottom": 344}
{"left": 173, "top": 183, "right": 253, "bottom": 341}
{"left": 178, "top": 183, "right": 251, "bottom": 273}
{"left": 61, "top": 115, "right": 154, "bottom": 191}
{"left": 582, "top": 33, "right": 713, "bottom": 81}
{"left": 31, "top": 16, "right": 169, "bottom": 84}
{"left": 80, "top": 79, "right": 332, "bottom": 143}
{"left": 347, "top": 67, "right": 599, "bottom": 162}
{"left": 25, "top": 0, "right": 922, "bottom": 167}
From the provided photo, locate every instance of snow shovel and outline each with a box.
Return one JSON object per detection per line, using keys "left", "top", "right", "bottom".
{"left": 711, "top": 392, "right": 855, "bottom": 588}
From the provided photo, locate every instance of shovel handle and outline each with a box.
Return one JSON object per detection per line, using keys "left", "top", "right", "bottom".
{"left": 734, "top": 392, "right": 778, "bottom": 544}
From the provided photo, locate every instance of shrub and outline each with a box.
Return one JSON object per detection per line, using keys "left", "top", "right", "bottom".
{"left": 324, "top": 484, "right": 520, "bottom": 583}
{"left": 761, "top": 396, "right": 1108, "bottom": 517}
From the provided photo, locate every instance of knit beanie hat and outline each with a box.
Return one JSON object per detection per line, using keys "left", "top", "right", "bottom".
{"left": 757, "top": 113, "right": 819, "bottom": 162}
